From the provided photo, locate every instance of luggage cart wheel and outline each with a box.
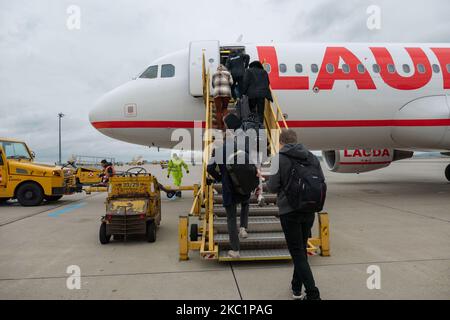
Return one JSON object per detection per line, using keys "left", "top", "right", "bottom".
{"left": 99, "top": 222, "right": 111, "bottom": 244}
{"left": 146, "top": 221, "right": 157, "bottom": 243}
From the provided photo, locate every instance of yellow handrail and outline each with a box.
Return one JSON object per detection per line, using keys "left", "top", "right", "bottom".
{"left": 270, "top": 88, "right": 289, "bottom": 130}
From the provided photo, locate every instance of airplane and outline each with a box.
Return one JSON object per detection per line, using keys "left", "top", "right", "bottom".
{"left": 89, "top": 41, "right": 450, "bottom": 180}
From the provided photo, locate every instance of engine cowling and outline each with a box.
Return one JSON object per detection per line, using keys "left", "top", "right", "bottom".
{"left": 322, "top": 149, "right": 413, "bottom": 173}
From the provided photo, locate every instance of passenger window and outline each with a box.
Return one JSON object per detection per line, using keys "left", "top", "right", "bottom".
{"left": 295, "top": 64, "right": 303, "bottom": 73}
{"left": 279, "top": 64, "right": 287, "bottom": 73}
{"left": 311, "top": 64, "right": 319, "bottom": 73}
{"left": 357, "top": 64, "right": 366, "bottom": 73}
{"left": 432, "top": 64, "right": 440, "bottom": 73}
{"left": 140, "top": 65, "right": 158, "bottom": 79}
{"left": 264, "top": 63, "right": 271, "bottom": 73}
{"left": 387, "top": 64, "right": 395, "bottom": 73}
{"left": 447, "top": 64, "right": 450, "bottom": 73}
{"left": 402, "top": 64, "right": 411, "bottom": 73}
{"left": 417, "top": 64, "right": 425, "bottom": 74}
{"left": 372, "top": 64, "right": 380, "bottom": 73}
{"left": 161, "top": 64, "right": 175, "bottom": 78}
{"left": 342, "top": 64, "right": 350, "bottom": 73}
{"left": 326, "top": 64, "right": 335, "bottom": 73}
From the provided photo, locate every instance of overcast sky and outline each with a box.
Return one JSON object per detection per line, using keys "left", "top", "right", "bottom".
{"left": 0, "top": 0, "right": 449, "bottom": 163}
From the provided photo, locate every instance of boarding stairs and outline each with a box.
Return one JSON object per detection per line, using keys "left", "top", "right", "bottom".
{"left": 178, "top": 53, "right": 329, "bottom": 261}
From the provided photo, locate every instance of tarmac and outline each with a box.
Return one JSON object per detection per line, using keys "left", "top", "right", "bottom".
{"left": 0, "top": 158, "right": 449, "bottom": 300}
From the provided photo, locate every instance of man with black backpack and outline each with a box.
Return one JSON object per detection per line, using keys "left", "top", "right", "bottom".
{"left": 267, "top": 129, "right": 326, "bottom": 300}
{"left": 207, "top": 121, "right": 260, "bottom": 259}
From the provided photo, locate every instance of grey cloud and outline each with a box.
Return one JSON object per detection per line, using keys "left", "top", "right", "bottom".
{"left": 1, "top": 0, "right": 449, "bottom": 162}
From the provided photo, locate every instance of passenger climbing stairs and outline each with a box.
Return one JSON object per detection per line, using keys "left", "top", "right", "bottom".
{"left": 178, "top": 52, "right": 329, "bottom": 262}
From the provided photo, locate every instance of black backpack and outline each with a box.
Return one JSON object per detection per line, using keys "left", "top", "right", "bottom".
{"left": 226, "top": 146, "right": 259, "bottom": 196}
{"left": 241, "top": 112, "right": 261, "bottom": 132}
{"left": 282, "top": 153, "right": 327, "bottom": 213}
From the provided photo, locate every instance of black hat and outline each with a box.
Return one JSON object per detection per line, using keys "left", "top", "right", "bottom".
{"left": 100, "top": 159, "right": 108, "bottom": 164}
{"left": 249, "top": 60, "right": 264, "bottom": 69}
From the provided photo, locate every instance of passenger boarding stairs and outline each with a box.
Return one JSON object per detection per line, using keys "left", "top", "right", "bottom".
{"left": 178, "top": 54, "right": 329, "bottom": 262}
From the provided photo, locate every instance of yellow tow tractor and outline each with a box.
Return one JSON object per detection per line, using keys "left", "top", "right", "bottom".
{"left": 0, "top": 138, "right": 78, "bottom": 206}
{"left": 62, "top": 156, "right": 115, "bottom": 188}
{"left": 99, "top": 167, "right": 162, "bottom": 244}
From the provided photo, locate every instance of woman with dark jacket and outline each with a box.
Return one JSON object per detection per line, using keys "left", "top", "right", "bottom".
{"left": 242, "top": 61, "right": 273, "bottom": 124}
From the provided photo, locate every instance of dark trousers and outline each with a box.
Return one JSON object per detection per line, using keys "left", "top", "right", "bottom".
{"left": 249, "top": 98, "right": 266, "bottom": 124}
{"left": 280, "top": 212, "right": 320, "bottom": 299}
{"left": 231, "top": 75, "right": 244, "bottom": 99}
{"left": 224, "top": 200, "right": 249, "bottom": 251}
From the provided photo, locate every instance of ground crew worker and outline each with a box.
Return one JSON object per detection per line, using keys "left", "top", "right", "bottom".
{"left": 167, "top": 154, "right": 189, "bottom": 196}
{"left": 99, "top": 159, "right": 115, "bottom": 185}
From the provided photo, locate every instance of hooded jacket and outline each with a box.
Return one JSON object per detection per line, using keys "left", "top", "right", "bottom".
{"left": 225, "top": 52, "right": 250, "bottom": 78}
{"left": 242, "top": 61, "right": 273, "bottom": 101}
{"left": 267, "top": 144, "right": 325, "bottom": 215}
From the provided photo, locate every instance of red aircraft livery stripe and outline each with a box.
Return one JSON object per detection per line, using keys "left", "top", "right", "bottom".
{"left": 91, "top": 120, "right": 206, "bottom": 129}
{"left": 91, "top": 119, "right": 450, "bottom": 129}
{"left": 284, "top": 119, "right": 450, "bottom": 127}
{"left": 339, "top": 161, "right": 392, "bottom": 165}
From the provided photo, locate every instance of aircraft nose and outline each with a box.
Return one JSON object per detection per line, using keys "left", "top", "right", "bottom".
{"left": 89, "top": 100, "right": 101, "bottom": 126}
{"left": 90, "top": 80, "right": 141, "bottom": 130}
{"left": 89, "top": 89, "right": 119, "bottom": 130}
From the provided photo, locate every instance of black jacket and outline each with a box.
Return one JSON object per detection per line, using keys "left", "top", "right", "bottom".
{"left": 207, "top": 143, "right": 251, "bottom": 207}
{"left": 242, "top": 66, "right": 273, "bottom": 101}
{"left": 226, "top": 53, "right": 249, "bottom": 78}
{"left": 267, "top": 144, "right": 324, "bottom": 215}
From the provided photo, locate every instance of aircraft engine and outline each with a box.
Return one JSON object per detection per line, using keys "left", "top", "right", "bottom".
{"left": 322, "top": 149, "right": 413, "bottom": 173}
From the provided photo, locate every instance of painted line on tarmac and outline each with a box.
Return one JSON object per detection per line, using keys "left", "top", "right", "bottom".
{"left": 0, "top": 193, "right": 101, "bottom": 227}
{"left": 47, "top": 202, "right": 87, "bottom": 217}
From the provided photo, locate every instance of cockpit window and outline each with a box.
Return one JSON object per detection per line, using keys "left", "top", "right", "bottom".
{"left": 161, "top": 64, "right": 175, "bottom": 78}
{"left": 140, "top": 65, "right": 158, "bottom": 79}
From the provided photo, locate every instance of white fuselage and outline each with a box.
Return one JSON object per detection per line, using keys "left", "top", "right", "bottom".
{"left": 89, "top": 42, "right": 450, "bottom": 152}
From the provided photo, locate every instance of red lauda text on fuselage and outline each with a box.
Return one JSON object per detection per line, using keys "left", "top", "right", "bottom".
{"left": 257, "top": 46, "right": 450, "bottom": 90}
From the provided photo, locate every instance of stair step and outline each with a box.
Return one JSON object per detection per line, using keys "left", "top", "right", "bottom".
{"left": 213, "top": 194, "right": 277, "bottom": 205}
{"left": 215, "top": 232, "right": 287, "bottom": 250}
{"left": 214, "top": 216, "right": 282, "bottom": 233}
{"left": 213, "top": 205, "right": 279, "bottom": 217}
{"left": 218, "top": 248, "right": 291, "bottom": 261}
{"left": 214, "top": 183, "right": 269, "bottom": 194}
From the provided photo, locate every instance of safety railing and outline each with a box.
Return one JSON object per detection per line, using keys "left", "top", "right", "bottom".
{"left": 180, "top": 56, "right": 329, "bottom": 261}
{"left": 263, "top": 88, "right": 289, "bottom": 156}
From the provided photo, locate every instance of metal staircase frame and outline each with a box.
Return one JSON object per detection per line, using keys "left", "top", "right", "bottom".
{"left": 178, "top": 54, "right": 330, "bottom": 261}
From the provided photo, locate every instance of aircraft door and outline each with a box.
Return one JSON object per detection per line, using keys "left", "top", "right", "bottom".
{"left": 189, "top": 40, "right": 220, "bottom": 96}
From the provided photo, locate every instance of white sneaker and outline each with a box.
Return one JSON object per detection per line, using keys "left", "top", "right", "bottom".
{"left": 292, "top": 291, "right": 305, "bottom": 300}
{"left": 227, "top": 250, "right": 240, "bottom": 259}
{"left": 239, "top": 227, "right": 248, "bottom": 239}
